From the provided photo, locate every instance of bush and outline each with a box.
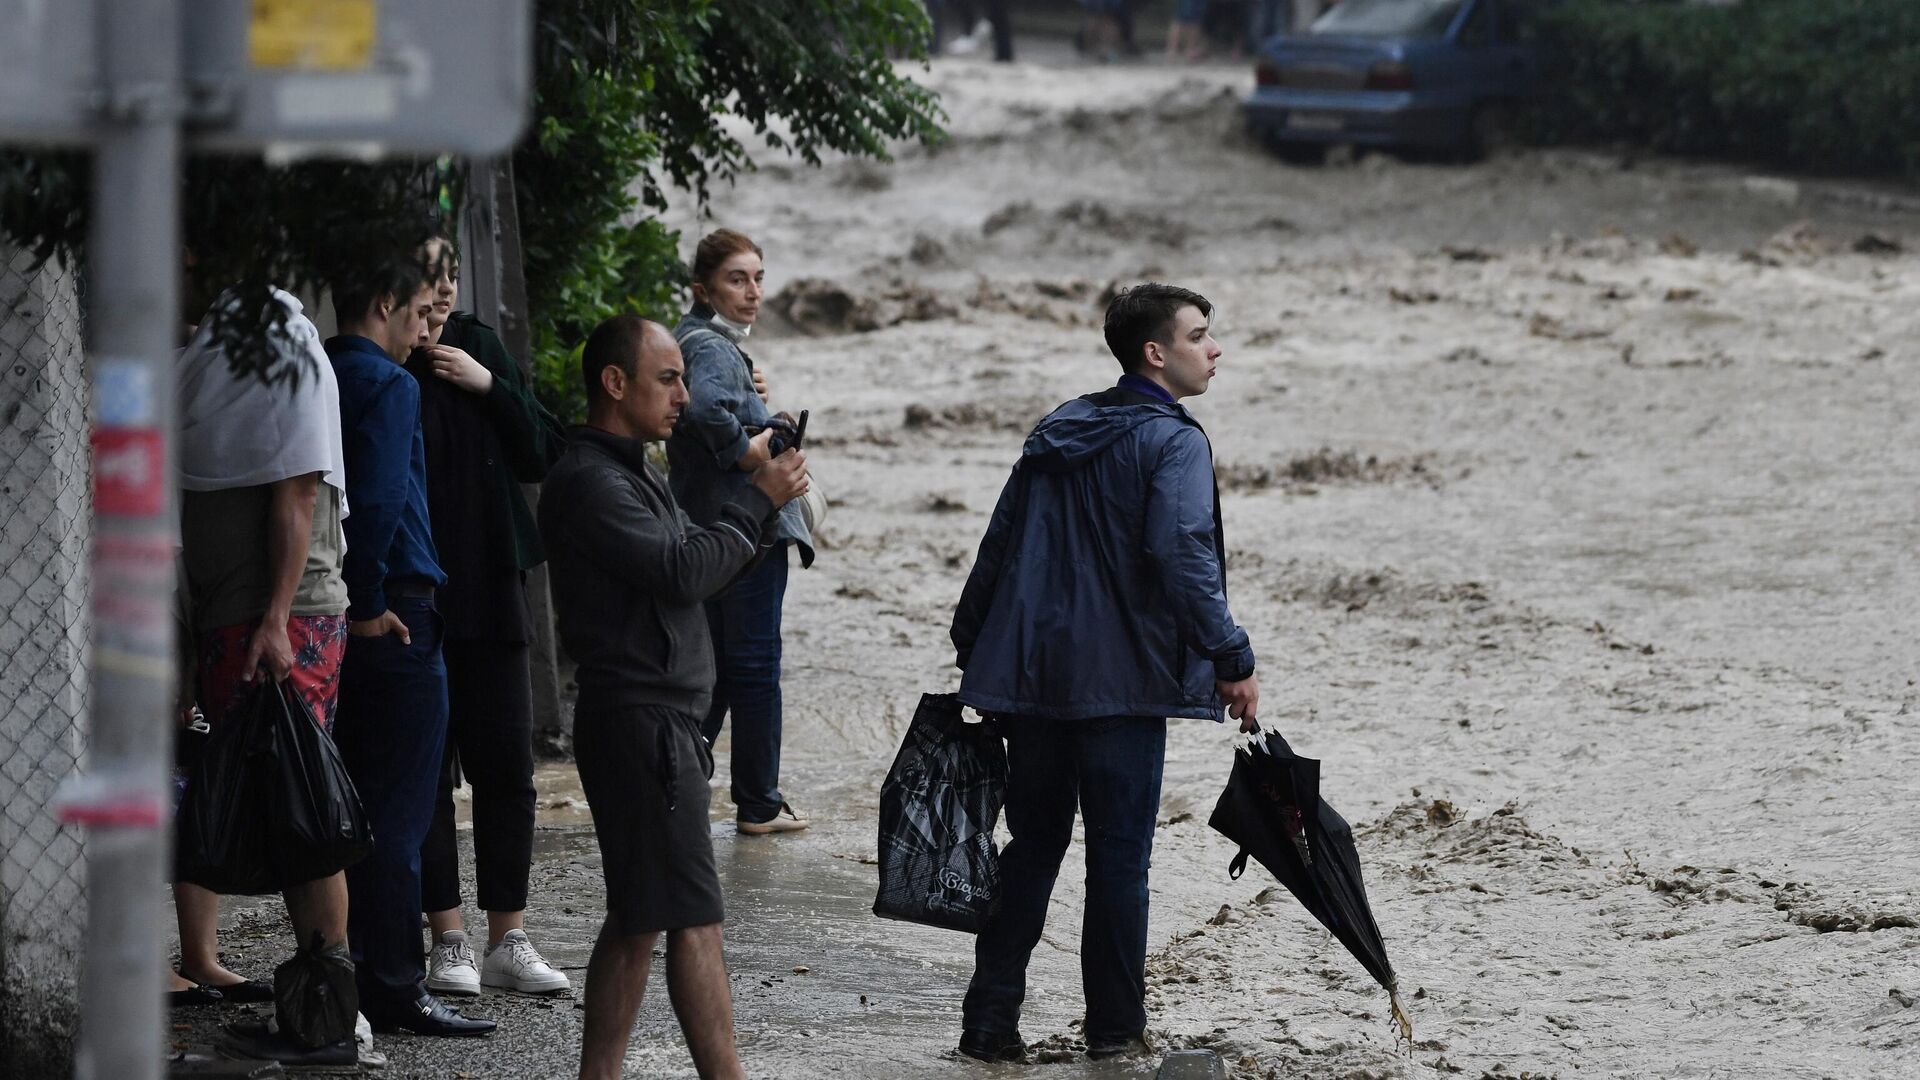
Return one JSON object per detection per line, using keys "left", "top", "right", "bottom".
{"left": 1527, "top": 0, "right": 1920, "bottom": 179}
{"left": 516, "top": 0, "right": 943, "bottom": 422}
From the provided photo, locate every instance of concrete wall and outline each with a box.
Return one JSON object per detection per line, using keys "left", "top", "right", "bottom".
{"left": 0, "top": 245, "right": 91, "bottom": 1077}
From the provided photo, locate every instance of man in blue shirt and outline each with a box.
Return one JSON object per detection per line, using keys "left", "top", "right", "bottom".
{"left": 326, "top": 248, "right": 494, "bottom": 1038}
{"left": 949, "top": 284, "right": 1260, "bottom": 1063}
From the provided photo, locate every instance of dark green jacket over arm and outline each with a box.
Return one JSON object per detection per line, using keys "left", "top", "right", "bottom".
{"left": 435, "top": 312, "right": 566, "bottom": 571}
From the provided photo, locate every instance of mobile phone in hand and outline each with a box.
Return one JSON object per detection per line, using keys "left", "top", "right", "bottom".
{"left": 790, "top": 409, "right": 809, "bottom": 451}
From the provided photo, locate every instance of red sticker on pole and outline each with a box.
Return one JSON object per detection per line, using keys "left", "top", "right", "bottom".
{"left": 92, "top": 427, "right": 165, "bottom": 516}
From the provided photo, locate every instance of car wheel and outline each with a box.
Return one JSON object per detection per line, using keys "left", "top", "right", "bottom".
{"left": 1466, "top": 102, "right": 1516, "bottom": 162}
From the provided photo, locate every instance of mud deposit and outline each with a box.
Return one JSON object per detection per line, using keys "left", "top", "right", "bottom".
{"left": 184, "top": 56, "right": 1918, "bottom": 1080}
{"left": 660, "top": 55, "right": 1920, "bottom": 1080}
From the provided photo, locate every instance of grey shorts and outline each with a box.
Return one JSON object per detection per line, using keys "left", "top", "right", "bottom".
{"left": 573, "top": 702, "right": 724, "bottom": 934}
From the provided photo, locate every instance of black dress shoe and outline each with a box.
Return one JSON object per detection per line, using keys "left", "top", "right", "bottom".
{"left": 168, "top": 984, "right": 225, "bottom": 1008}
{"left": 367, "top": 993, "right": 496, "bottom": 1037}
{"left": 203, "top": 978, "right": 275, "bottom": 1004}
{"left": 957, "top": 1027, "right": 1026, "bottom": 1062}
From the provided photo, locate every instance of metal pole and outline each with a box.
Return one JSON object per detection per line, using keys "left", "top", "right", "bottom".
{"left": 70, "top": 0, "right": 180, "bottom": 1077}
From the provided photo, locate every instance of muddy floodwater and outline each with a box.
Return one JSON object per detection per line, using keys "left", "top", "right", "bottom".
{"left": 185, "top": 55, "right": 1918, "bottom": 1080}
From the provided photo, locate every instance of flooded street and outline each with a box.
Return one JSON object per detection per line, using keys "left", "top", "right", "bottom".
{"left": 664, "top": 54, "right": 1920, "bottom": 1079}
{"left": 186, "top": 53, "right": 1919, "bottom": 1079}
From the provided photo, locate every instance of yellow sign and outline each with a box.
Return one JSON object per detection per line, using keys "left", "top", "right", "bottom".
{"left": 250, "top": 0, "right": 377, "bottom": 71}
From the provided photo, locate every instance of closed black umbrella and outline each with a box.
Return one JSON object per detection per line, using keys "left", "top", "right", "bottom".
{"left": 1208, "top": 729, "right": 1412, "bottom": 1041}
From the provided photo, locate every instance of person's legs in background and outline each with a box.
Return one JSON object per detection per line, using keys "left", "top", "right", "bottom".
{"left": 1081, "top": 0, "right": 1119, "bottom": 60}
{"left": 1171, "top": 0, "right": 1211, "bottom": 60}
{"left": 174, "top": 882, "right": 248, "bottom": 991}
{"left": 705, "top": 549, "right": 800, "bottom": 831}
{"left": 333, "top": 598, "right": 465, "bottom": 1024}
{"left": 1073, "top": 716, "right": 1166, "bottom": 1049}
{"left": 1210, "top": 0, "right": 1252, "bottom": 59}
{"left": 423, "top": 638, "right": 566, "bottom": 994}
{"left": 923, "top": 0, "right": 945, "bottom": 52}
{"left": 1250, "top": 0, "right": 1286, "bottom": 42}
{"left": 986, "top": 0, "right": 1014, "bottom": 62}
{"left": 462, "top": 641, "right": 565, "bottom": 990}
{"left": 421, "top": 745, "right": 479, "bottom": 995}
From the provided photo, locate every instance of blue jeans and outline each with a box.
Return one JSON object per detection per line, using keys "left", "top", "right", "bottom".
{"left": 700, "top": 547, "right": 789, "bottom": 823}
{"left": 332, "top": 597, "right": 449, "bottom": 1010}
{"left": 962, "top": 715, "right": 1167, "bottom": 1041}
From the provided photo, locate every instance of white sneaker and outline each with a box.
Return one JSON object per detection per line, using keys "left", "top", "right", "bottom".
{"left": 482, "top": 929, "right": 571, "bottom": 994}
{"left": 425, "top": 930, "right": 480, "bottom": 997}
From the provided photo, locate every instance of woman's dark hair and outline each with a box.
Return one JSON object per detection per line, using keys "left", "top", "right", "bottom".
{"left": 581, "top": 313, "right": 654, "bottom": 406}
{"left": 691, "top": 228, "right": 764, "bottom": 289}
{"left": 427, "top": 229, "right": 458, "bottom": 276}
{"left": 1102, "top": 283, "right": 1213, "bottom": 373}
{"left": 330, "top": 245, "right": 433, "bottom": 327}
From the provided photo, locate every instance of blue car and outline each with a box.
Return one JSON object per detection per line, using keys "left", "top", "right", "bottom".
{"left": 1243, "top": 0, "right": 1546, "bottom": 159}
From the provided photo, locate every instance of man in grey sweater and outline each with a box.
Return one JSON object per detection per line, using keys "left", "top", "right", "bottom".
{"left": 538, "top": 315, "right": 808, "bottom": 1080}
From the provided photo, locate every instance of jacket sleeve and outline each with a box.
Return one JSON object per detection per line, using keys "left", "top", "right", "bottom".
{"left": 558, "top": 473, "right": 776, "bottom": 607}
{"left": 678, "top": 331, "right": 753, "bottom": 470}
{"left": 950, "top": 462, "right": 1027, "bottom": 671}
{"left": 471, "top": 324, "right": 567, "bottom": 481}
{"left": 339, "top": 373, "right": 419, "bottom": 622}
{"left": 1142, "top": 428, "right": 1256, "bottom": 681}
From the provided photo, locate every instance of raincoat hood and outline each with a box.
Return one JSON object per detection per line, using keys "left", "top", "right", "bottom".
{"left": 1021, "top": 397, "right": 1193, "bottom": 473}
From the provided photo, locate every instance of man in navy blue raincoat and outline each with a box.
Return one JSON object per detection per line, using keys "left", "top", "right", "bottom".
{"left": 949, "top": 283, "right": 1261, "bottom": 1062}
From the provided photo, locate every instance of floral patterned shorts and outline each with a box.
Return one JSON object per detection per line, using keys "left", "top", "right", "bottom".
{"left": 196, "top": 613, "right": 349, "bottom": 732}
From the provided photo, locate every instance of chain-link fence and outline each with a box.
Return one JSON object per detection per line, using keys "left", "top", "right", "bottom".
{"left": 0, "top": 244, "right": 91, "bottom": 1075}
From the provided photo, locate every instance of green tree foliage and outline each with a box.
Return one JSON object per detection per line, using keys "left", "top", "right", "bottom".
{"left": 1527, "top": 0, "right": 1920, "bottom": 180}
{"left": 1, "top": 0, "right": 943, "bottom": 409}
{"left": 0, "top": 145, "right": 451, "bottom": 385}
{"left": 516, "top": 0, "right": 944, "bottom": 421}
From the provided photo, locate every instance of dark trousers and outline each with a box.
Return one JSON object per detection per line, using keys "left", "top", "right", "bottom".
{"left": 988, "top": 0, "right": 1013, "bottom": 61}
{"left": 333, "top": 597, "right": 449, "bottom": 1010}
{"left": 700, "top": 547, "right": 789, "bottom": 823}
{"left": 962, "top": 715, "right": 1167, "bottom": 1041}
{"left": 420, "top": 638, "right": 537, "bottom": 915}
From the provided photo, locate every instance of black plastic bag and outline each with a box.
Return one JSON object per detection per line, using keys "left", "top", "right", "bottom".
{"left": 274, "top": 933, "right": 359, "bottom": 1049}
{"left": 176, "top": 685, "right": 278, "bottom": 894}
{"left": 265, "top": 684, "right": 374, "bottom": 888}
{"left": 873, "top": 693, "right": 1007, "bottom": 933}
{"left": 176, "top": 680, "right": 373, "bottom": 895}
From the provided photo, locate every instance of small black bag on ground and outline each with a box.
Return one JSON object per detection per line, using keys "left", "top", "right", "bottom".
{"left": 873, "top": 693, "right": 1007, "bottom": 933}
{"left": 176, "top": 679, "right": 373, "bottom": 895}
{"left": 273, "top": 933, "right": 359, "bottom": 1049}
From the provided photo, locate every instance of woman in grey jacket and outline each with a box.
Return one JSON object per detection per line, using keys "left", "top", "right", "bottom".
{"left": 667, "top": 229, "right": 815, "bottom": 834}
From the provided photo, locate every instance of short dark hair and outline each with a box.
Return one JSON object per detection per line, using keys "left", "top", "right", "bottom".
{"left": 1102, "top": 283, "right": 1213, "bottom": 373}
{"left": 581, "top": 314, "right": 656, "bottom": 406}
{"left": 331, "top": 246, "right": 432, "bottom": 327}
